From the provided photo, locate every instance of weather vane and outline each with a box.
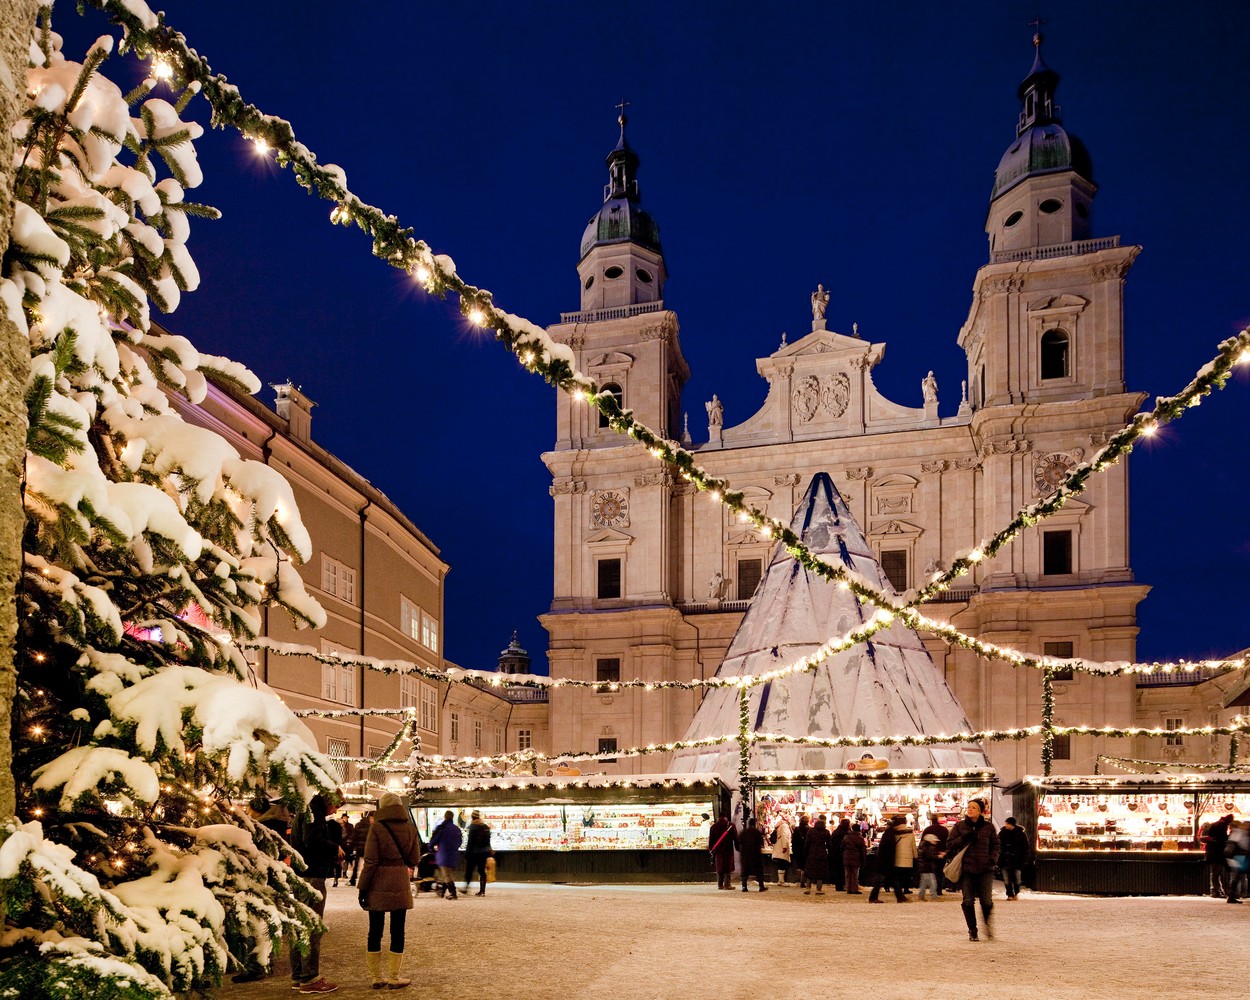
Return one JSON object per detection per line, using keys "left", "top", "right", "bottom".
{"left": 615, "top": 97, "right": 631, "bottom": 127}
{"left": 1029, "top": 14, "right": 1047, "bottom": 46}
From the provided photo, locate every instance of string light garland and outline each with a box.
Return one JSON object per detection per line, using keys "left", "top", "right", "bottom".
{"left": 1094, "top": 754, "right": 1250, "bottom": 775}
{"left": 80, "top": 1, "right": 1250, "bottom": 690}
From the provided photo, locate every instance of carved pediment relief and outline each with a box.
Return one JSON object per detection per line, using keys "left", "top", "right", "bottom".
{"left": 1028, "top": 293, "right": 1088, "bottom": 312}
{"left": 588, "top": 351, "right": 635, "bottom": 369}
{"left": 873, "top": 473, "right": 918, "bottom": 489}
{"left": 869, "top": 519, "right": 923, "bottom": 538}
{"left": 793, "top": 372, "right": 851, "bottom": 422}
{"left": 585, "top": 527, "right": 634, "bottom": 546}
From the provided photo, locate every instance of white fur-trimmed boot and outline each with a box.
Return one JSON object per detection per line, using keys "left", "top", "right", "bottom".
{"left": 385, "top": 951, "right": 411, "bottom": 990}
{"left": 366, "top": 950, "right": 385, "bottom": 990}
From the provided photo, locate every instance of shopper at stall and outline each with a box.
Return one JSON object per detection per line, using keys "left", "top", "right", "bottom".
{"left": 792, "top": 813, "right": 811, "bottom": 888}
{"left": 348, "top": 812, "right": 373, "bottom": 886}
{"left": 430, "top": 809, "right": 463, "bottom": 900}
{"left": 709, "top": 813, "right": 738, "bottom": 889}
{"left": 803, "top": 815, "right": 831, "bottom": 894}
{"left": 921, "top": 814, "right": 949, "bottom": 896}
{"left": 842, "top": 822, "right": 867, "bottom": 894}
{"left": 739, "top": 816, "right": 769, "bottom": 892}
{"left": 289, "top": 793, "right": 342, "bottom": 994}
{"left": 918, "top": 823, "right": 944, "bottom": 901}
{"left": 829, "top": 818, "right": 850, "bottom": 892}
{"left": 359, "top": 792, "right": 421, "bottom": 989}
{"left": 463, "top": 810, "right": 494, "bottom": 896}
{"left": 946, "top": 798, "right": 1000, "bottom": 941}
{"left": 1201, "top": 814, "right": 1233, "bottom": 898}
{"left": 998, "top": 816, "right": 1029, "bottom": 900}
{"left": 771, "top": 814, "right": 793, "bottom": 884}
{"left": 1225, "top": 819, "right": 1249, "bottom": 903}
{"left": 869, "top": 815, "right": 912, "bottom": 903}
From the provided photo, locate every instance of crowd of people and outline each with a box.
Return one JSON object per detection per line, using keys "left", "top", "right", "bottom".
{"left": 232, "top": 792, "right": 494, "bottom": 993}
{"left": 711, "top": 799, "right": 1036, "bottom": 942}
{"left": 1201, "top": 812, "right": 1250, "bottom": 903}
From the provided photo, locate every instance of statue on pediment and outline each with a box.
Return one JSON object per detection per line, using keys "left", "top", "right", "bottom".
{"left": 811, "top": 283, "right": 829, "bottom": 321}
{"left": 705, "top": 394, "right": 723, "bottom": 427}
{"left": 922, "top": 370, "right": 938, "bottom": 404}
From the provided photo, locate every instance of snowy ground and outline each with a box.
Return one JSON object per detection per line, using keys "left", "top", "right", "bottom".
{"left": 221, "top": 880, "right": 1246, "bottom": 999}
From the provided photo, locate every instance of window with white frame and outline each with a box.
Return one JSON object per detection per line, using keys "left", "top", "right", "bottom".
{"left": 473, "top": 719, "right": 482, "bottom": 750}
{"left": 1165, "top": 717, "right": 1185, "bottom": 747}
{"left": 326, "top": 736, "right": 350, "bottom": 783}
{"left": 420, "top": 610, "right": 439, "bottom": 654}
{"left": 517, "top": 729, "right": 532, "bottom": 751}
{"left": 321, "top": 555, "right": 356, "bottom": 603}
{"left": 421, "top": 685, "right": 438, "bottom": 733}
{"left": 400, "top": 672, "right": 420, "bottom": 708}
{"left": 450, "top": 712, "right": 460, "bottom": 743}
{"left": 320, "top": 640, "right": 357, "bottom": 706}
{"left": 400, "top": 597, "right": 420, "bottom": 641}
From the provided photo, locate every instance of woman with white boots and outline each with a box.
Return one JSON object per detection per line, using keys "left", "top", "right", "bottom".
{"left": 358, "top": 792, "right": 421, "bottom": 989}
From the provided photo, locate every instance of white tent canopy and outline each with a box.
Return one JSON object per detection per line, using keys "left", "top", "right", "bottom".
{"left": 667, "top": 472, "right": 991, "bottom": 785}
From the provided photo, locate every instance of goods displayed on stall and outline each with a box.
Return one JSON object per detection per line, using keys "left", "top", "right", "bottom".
{"left": 412, "top": 801, "right": 714, "bottom": 851}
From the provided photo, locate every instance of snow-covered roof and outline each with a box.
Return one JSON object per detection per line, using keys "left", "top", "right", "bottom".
{"left": 668, "top": 472, "right": 991, "bottom": 784}
{"left": 417, "top": 772, "right": 723, "bottom": 792}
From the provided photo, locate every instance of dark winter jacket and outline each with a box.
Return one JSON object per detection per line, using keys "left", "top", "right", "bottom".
{"left": 842, "top": 827, "right": 867, "bottom": 868}
{"left": 709, "top": 816, "right": 737, "bottom": 866}
{"left": 739, "top": 824, "right": 766, "bottom": 876}
{"left": 360, "top": 795, "right": 420, "bottom": 912}
{"left": 430, "top": 816, "right": 464, "bottom": 868}
{"left": 830, "top": 820, "right": 850, "bottom": 870}
{"left": 465, "top": 818, "right": 493, "bottom": 855}
{"left": 351, "top": 816, "right": 373, "bottom": 853}
{"left": 1202, "top": 817, "right": 1232, "bottom": 862}
{"left": 290, "top": 795, "right": 338, "bottom": 879}
{"left": 918, "top": 830, "right": 945, "bottom": 874}
{"left": 873, "top": 826, "right": 898, "bottom": 874}
{"left": 947, "top": 815, "right": 1000, "bottom": 876}
{"left": 998, "top": 824, "right": 1030, "bottom": 868}
{"left": 804, "top": 822, "right": 831, "bottom": 880}
{"left": 792, "top": 819, "right": 810, "bottom": 868}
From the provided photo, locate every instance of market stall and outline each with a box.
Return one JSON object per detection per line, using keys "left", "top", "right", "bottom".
{"left": 1007, "top": 774, "right": 1250, "bottom": 895}
{"left": 411, "top": 773, "right": 728, "bottom": 882}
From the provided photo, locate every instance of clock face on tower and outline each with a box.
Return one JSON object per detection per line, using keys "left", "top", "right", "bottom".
{"left": 591, "top": 489, "right": 630, "bottom": 528}
{"left": 1034, "top": 452, "right": 1076, "bottom": 497}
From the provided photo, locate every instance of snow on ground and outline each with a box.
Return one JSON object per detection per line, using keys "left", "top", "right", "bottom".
{"left": 222, "top": 881, "right": 1246, "bottom": 999}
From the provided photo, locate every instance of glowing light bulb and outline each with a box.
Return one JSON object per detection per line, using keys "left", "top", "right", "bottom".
{"left": 413, "top": 264, "right": 431, "bottom": 284}
{"left": 468, "top": 307, "right": 486, "bottom": 326}
{"left": 253, "top": 137, "right": 271, "bottom": 156}
{"left": 709, "top": 490, "right": 721, "bottom": 502}
{"left": 1140, "top": 421, "right": 1157, "bottom": 437}
{"left": 968, "top": 548, "right": 984, "bottom": 563}
{"left": 572, "top": 388, "right": 585, "bottom": 401}
{"left": 151, "top": 58, "right": 174, "bottom": 81}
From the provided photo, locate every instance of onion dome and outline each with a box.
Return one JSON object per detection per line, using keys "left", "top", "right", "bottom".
{"left": 579, "top": 104, "right": 663, "bottom": 261}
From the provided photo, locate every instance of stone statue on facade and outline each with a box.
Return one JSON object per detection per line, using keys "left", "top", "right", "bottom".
{"left": 708, "top": 570, "right": 728, "bottom": 600}
{"left": 705, "top": 394, "right": 723, "bottom": 427}
{"left": 811, "top": 283, "right": 829, "bottom": 321}
{"left": 922, "top": 370, "right": 938, "bottom": 404}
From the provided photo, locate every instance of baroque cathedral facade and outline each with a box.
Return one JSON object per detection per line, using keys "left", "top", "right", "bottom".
{"left": 538, "top": 38, "right": 1150, "bottom": 785}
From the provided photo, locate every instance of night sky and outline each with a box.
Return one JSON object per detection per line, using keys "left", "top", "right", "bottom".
{"left": 57, "top": 1, "right": 1250, "bottom": 674}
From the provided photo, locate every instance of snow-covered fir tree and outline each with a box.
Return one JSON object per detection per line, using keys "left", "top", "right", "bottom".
{"left": 0, "top": 10, "right": 339, "bottom": 997}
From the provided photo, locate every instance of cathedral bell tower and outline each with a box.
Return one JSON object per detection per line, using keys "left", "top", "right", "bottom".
{"left": 576, "top": 102, "right": 668, "bottom": 310}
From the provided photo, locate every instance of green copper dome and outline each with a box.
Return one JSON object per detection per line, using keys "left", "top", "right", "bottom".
{"left": 578, "top": 111, "right": 663, "bottom": 262}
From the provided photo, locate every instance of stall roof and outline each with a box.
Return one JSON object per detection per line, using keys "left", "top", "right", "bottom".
{"left": 752, "top": 767, "right": 995, "bottom": 786}
{"left": 1009, "top": 773, "right": 1250, "bottom": 792}
{"left": 413, "top": 773, "right": 726, "bottom": 807}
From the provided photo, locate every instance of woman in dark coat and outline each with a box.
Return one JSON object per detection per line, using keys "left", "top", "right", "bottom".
{"left": 946, "top": 798, "right": 1000, "bottom": 941}
{"left": 829, "top": 818, "right": 850, "bottom": 892}
{"left": 738, "top": 817, "right": 768, "bottom": 892}
{"left": 708, "top": 813, "right": 738, "bottom": 890}
{"left": 792, "top": 814, "right": 811, "bottom": 887}
{"left": 842, "top": 824, "right": 867, "bottom": 893}
{"left": 359, "top": 792, "right": 421, "bottom": 989}
{"left": 803, "top": 816, "right": 831, "bottom": 894}
{"left": 998, "top": 816, "right": 1029, "bottom": 900}
{"left": 868, "top": 818, "right": 902, "bottom": 903}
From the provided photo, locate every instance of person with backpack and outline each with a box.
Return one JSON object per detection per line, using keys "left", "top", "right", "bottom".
{"left": 770, "top": 814, "right": 793, "bottom": 884}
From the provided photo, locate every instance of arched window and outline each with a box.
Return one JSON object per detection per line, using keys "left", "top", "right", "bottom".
{"left": 1040, "top": 329, "right": 1069, "bottom": 380}
{"left": 599, "top": 382, "right": 623, "bottom": 428}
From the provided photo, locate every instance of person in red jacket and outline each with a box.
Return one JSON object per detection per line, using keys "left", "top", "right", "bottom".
{"left": 946, "top": 798, "right": 1000, "bottom": 942}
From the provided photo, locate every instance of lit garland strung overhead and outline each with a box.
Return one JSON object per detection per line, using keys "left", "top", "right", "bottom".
{"left": 83, "top": 0, "right": 1250, "bottom": 689}
{"left": 1094, "top": 754, "right": 1250, "bottom": 775}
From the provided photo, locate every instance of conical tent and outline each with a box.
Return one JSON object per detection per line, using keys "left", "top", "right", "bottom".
{"left": 668, "top": 472, "right": 991, "bottom": 784}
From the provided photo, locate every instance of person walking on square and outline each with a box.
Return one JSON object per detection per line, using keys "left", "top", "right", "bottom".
{"left": 842, "top": 822, "right": 867, "bottom": 894}
{"left": 792, "top": 813, "right": 811, "bottom": 888}
{"left": 289, "top": 793, "right": 341, "bottom": 994}
{"left": 709, "top": 813, "right": 738, "bottom": 889}
{"left": 803, "top": 816, "right": 830, "bottom": 894}
{"left": 1201, "top": 814, "right": 1233, "bottom": 898}
{"left": 359, "top": 792, "right": 421, "bottom": 989}
{"left": 918, "top": 825, "right": 944, "bottom": 901}
{"left": 771, "top": 814, "right": 793, "bottom": 884}
{"left": 830, "top": 817, "right": 850, "bottom": 892}
{"left": 463, "top": 810, "right": 494, "bottom": 896}
{"left": 869, "top": 815, "right": 911, "bottom": 903}
{"left": 739, "top": 816, "right": 769, "bottom": 892}
{"left": 349, "top": 812, "right": 373, "bottom": 886}
{"left": 430, "top": 809, "right": 463, "bottom": 900}
{"left": 921, "top": 814, "right": 949, "bottom": 896}
{"left": 1225, "top": 819, "right": 1249, "bottom": 903}
{"left": 946, "top": 798, "right": 1000, "bottom": 942}
{"left": 998, "top": 817, "right": 1029, "bottom": 900}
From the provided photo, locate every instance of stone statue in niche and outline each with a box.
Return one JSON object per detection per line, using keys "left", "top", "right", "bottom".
{"left": 922, "top": 371, "right": 938, "bottom": 404}
{"left": 708, "top": 570, "right": 729, "bottom": 600}
{"left": 811, "top": 284, "right": 829, "bottom": 321}
{"left": 705, "top": 394, "right": 723, "bottom": 427}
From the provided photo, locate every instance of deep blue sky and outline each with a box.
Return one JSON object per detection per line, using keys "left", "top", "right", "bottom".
{"left": 60, "top": 1, "right": 1250, "bottom": 673}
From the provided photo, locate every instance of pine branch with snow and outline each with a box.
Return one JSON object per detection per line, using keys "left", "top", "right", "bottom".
{"left": 1, "top": 11, "right": 336, "bottom": 995}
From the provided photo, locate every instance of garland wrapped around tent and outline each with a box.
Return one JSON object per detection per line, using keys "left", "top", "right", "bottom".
{"left": 81, "top": 0, "right": 1250, "bottom": 690}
